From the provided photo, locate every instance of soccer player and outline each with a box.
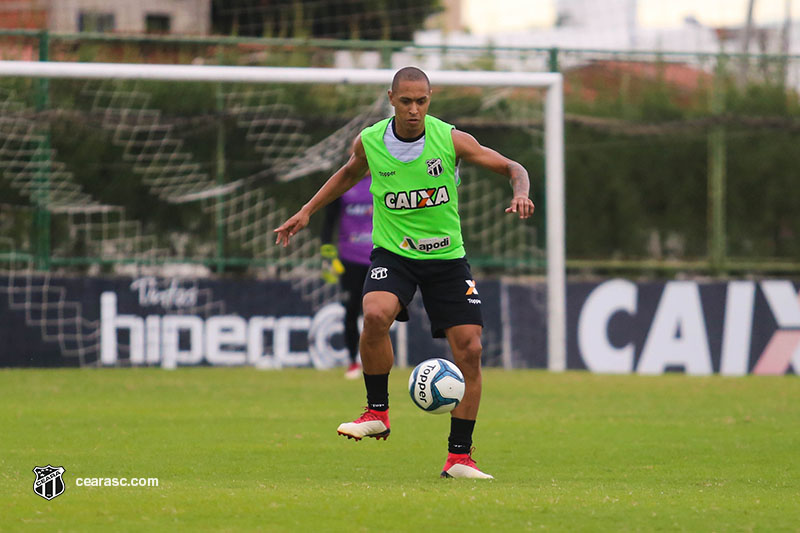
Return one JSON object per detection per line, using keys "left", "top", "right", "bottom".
{"left": 320, "top": 175, "right": 373, "bottom": 379}
{"left": 274, "top": 66, "right": 534, "bottom": 479}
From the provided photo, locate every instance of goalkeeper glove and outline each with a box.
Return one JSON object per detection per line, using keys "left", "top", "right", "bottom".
{"left": 320, "top": 244, "right": 345, "bottom": 284}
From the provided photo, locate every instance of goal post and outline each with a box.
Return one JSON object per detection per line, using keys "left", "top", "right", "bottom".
{"left": 0, "top": 60, "right": 565, "bottom": 372}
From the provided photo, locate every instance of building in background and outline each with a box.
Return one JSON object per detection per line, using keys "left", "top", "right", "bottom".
{"left": 0, "top": 0, "right": 211, "bottom": 34}
{"left": 413, "top": 0, "right": 799, "bottom": 65}
{"left": 0, "top": 0, "right": 46, "bottom": 29}
{"left": 555, "top": 0, "right": 638, "bottom": 47}
{"left": 556, "top": 0, "right": 636, "bottom": 30}
{"left": 424, "top": 0, "right": 466, "bottom": 34}
{"left": 49, "top": 0, "right": 210, "bottom": 35}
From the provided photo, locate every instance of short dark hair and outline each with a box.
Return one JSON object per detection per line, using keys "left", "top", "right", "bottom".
{"left": 391, "top": 66, "right": 430, "bottom": 92}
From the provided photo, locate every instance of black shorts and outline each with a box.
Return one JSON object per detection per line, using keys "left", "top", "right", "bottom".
{"left": 362, "top": 247, "right": 483, "bottom": 338}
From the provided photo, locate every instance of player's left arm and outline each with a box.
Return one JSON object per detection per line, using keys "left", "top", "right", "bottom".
{"left": 452, "top": 129, "right": 534, "bottom": 219}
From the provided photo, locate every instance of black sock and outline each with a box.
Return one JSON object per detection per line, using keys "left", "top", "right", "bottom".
{"left": 448, "top": 417, "right": 476, "bottom": 454}
{"left": 363, "top": 373, "right": 389, "bottom": 411}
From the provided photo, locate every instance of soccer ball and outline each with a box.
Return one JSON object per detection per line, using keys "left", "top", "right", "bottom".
{"left": 408, "top": 358, "right": 465, "bottom": 414}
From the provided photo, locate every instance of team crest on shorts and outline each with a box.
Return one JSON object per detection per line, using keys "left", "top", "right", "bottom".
{"left": 33, "top": 465, "right": 66, "bottom": 500}
{"left": 426, "top": 158, "right": 443, "bottom": 177}
{"left": 370, "top": 267, "right": 388, "bottom": 280}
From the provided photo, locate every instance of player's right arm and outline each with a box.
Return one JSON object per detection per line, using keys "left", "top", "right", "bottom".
{"left": 274, "top": 136, "right": 370, "bottom": 247}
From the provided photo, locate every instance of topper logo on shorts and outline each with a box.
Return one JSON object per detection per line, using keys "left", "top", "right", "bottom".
{"left": 400, "top": 236, "right": 451, "bottom": 253}
{"left": 384, "top": 187, "right": 450, "bottom": 210}
{"left": 466, "top": 280, "right": 481, "bottom": 304}
{"left": 465, "top": 279, "right": 478, "bottom": 295}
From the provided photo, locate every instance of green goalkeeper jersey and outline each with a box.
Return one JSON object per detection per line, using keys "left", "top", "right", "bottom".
{"left": 360, "top": 115, "right": 465, "bottom": 260}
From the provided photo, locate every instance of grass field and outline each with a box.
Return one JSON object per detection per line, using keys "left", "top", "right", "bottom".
{"left": 1, "top": 368, "right": 798, "bottom": 532}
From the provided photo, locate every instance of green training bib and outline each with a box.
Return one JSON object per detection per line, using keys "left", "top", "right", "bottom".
{"left": 361, "top": 115, "right": 465, "bottom": 260}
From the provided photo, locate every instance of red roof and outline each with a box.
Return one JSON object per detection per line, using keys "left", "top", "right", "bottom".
{"left": 0, "top": 0, "right": 47, "bottom": 29}
{"left": 565, "top": 60, "right": 714, "bottom": 105}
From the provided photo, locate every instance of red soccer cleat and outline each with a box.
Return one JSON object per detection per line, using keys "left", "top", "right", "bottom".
{"left": 344, "top": 362, "right": 362, "bottom": 380}
{"left": 337, "top": 408, "right": 390, "bottom": 441}
{"left": 440, "top": 448, "right": 494, "bottom": 479}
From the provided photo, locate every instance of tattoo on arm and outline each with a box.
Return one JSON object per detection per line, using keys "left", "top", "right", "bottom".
{"left": 508, "top": 161, "right": 530, "bottom": 197}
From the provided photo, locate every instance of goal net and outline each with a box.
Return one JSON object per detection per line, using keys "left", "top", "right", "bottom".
{"left": 0, "top": 61, "right": 565, "bottom": 370}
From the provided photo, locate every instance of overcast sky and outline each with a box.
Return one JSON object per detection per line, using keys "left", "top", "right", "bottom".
{"left": 462, "top": 0, "right": 798, "bottom": 34}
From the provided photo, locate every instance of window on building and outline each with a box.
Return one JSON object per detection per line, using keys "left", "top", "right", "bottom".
{"left": 146, "top": 14, "right": 171, "bottom": 34}
{"left": 78, "top": 12, "right": 115, "bottom": 33}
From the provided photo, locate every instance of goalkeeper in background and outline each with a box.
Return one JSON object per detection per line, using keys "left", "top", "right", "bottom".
{"left": 320, "top": 175, "right": 373, "bottom": 379}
